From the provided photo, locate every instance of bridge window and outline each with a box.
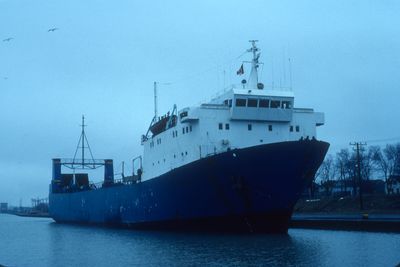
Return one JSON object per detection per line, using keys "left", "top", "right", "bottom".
{"left": 282, "top": 101, "right": 292, "bottom": 109}
{"left": 190, "top": 125, "right": 192, "bottom": 132}
{"left": 186, "top": 126, "right": 189, "bottom": 133}
{"left": 270, "top": 100, "right": 281, "bottom": 108}
{"left": 248, "top": 124, "right": 252, "bottom": 131}
{"left": 268, "top": 125, "right": 273, "bottom": 131}
{"left": 219, "top": 123, "right": 223, "bottom": 130}
{"left": 236, "top": 98, "right": 246, "bottom": 107}
{"left": 259, "top": 99, "right": 269, "bottom": 108}
{"left": 225, "top": 123, "right": 230, "bottom": 130}
{"left": 182, "top": 128, "right": 185, "bottom": 134}
{"left": 247, "top": 99, "right": 258, "bottom": 107}
{"left": 290, "top": 126, "right": 293, "bottom": 132}
{"left": 296, "top": 126, "right": 300, "bottom": 132}
{"left": 228, "top": 99, "right": 232, "bottom": 107}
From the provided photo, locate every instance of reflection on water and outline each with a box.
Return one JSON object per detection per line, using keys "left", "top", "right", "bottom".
{"left": 0, "top": 214, "right": 399, "bottom": 267}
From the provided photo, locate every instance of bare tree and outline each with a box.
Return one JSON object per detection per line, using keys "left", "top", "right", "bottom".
{"left": 318, "top": 155, "right": 336, "bottom": 196}
{"left": 371, "top": 143, "right": 400, "bottom": 193}
{"left": 359, "top": 146, "right": 376, "bottom": 181}
{"left": 371, "top": 146, "right": 389, "bottom": 192}
{"left": 384, "top": 143, "right": 400, "bottom": 193}
{"left": 335, "top": 149, "right": 352, "bottom": 194}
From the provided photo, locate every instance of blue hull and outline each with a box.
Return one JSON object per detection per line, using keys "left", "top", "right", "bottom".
{"left": 49, "top": 140, "right": 329, "bottom": 233}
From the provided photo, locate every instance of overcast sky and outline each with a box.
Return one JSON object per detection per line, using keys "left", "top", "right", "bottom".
{"left": 1, "top": 0, "right": 399, "bottom": 205}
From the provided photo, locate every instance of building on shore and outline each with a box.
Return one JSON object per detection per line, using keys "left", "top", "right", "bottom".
{"left": 0, "top": 203, "right": 8, "bottom": 213}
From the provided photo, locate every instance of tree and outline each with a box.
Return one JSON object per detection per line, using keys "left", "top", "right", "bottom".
{"left": 335, "top": 149, "right": 352, "bottom": 194}
{"left": 318, "top": 155, "right": 336, "bottom": 196}
{"left": 371, "top": 143, "right": 400, "bottom": 193}
{"left": 371, "top": 146, "right": 389, "bottom": 192}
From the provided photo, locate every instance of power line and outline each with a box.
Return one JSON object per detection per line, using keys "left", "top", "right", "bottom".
{"left": 361, "top": 136, "right": 400, "bottom": 144}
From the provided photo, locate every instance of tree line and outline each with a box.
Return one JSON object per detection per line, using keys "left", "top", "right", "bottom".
{"left": 313, "top": 142, "right": 400, "bottom": 196}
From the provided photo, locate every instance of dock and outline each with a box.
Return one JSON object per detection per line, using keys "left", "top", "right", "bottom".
{"left": 290, "top": 213, "right": 400, "bottom": 232}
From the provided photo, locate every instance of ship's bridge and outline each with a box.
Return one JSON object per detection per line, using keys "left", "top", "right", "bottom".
{"left": 209, "top": 88, "right": 295, "bottom": 122}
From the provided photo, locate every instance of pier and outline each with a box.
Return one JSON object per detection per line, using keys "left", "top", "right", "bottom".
{"left": 290, "top": 213, "right": 400, "bottom": 232}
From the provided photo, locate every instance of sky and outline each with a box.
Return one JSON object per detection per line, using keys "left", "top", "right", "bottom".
{"left": 1, "top": 0, "right": 400, "bottom": 205}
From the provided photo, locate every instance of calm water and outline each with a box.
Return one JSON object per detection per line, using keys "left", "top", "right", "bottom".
{"left": 0, "top": 214, "right": 399, "bottom": 267}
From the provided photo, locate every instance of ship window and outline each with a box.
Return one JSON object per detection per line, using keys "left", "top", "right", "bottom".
{"left": 228, "top": 99, "right": 232, "bottom": 107}
{"left": 268, "top": 125, "right": 273, "bottom": 131}
{"left": 270, "top": 100, "right": 281, "bottom": 108}
{"left": 185, "top": 151, "right": 188, "bottom": 155}
{"left": 182, "top": 128, "right": 185, "bottom": 134}
{"left": 290, "top": 126, "right": 293, "bottom": 132}
{"left": 225, "top": 123, "right": 230, "bottom": 130}
{"left": 247, "top": 99, "right": 258, "bottom": 107}
{"left": 180, "top": 111, "right": 188, "bottom": 119}
{"left": 219, "top": 123, "right": 223, "bottom": 130}
{"left": 172, "top": 131, "right": 175, "bottom": 137}
{"left": 236, "top": 98, "right": 246, "bottom": 107}
{"left": 248, "top": 124, "right": 252, "bottom": 131}
{"left": 224, "top": 99, "right": 229, "bottom": 106}
{"left": 186, "top": 126, "right": 189, "bottom": 133}
{"left": 259, "top": 99, "right": 269, "bottom": 108}
{"left": 174, "top": 154, "right": 176, "bottom": 158}
{"left": 190, "top": 125, "right": 192, "bottom": 132}
{"left": 296, "top": 126, "right": 300, "bottom": 132}
{"left": 282, "top": 101, "right": 292, "bottom": 109}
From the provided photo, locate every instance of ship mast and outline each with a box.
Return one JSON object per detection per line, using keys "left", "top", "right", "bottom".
{"left": 72, "top": 115, "right": 96, "bottom": 168}
{"left": 81, "top": 115, "right": 85, "bottom": 166}
{"left": 247, "top": 40, "right": 261, "bottom": 89}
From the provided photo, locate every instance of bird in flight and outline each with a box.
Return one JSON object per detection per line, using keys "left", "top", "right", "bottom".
{"left": 2, "top": 37, "right": 13, "bottom": 42}
{"left": 48, "top": 28, "right": 59, "bottom": 32}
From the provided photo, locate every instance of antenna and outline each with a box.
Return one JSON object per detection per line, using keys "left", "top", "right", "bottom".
{"left": 271, "top": 58, "right": 275, "bottom": 90}
{"left": 223, "top": 70, "right": 226, "bottom": 90}
{"left": 282, "top": 49, "right": 286, "bottom": 88}
{"left": 289, "top": 57, "right": 293, "bottom": 90}
{"left": 154, "top": 82, "right": 158, "bottom": 120}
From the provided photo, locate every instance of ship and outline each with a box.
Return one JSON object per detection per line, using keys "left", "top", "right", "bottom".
{"left": 49, "top": 41, "right": 329, "bottom": 233}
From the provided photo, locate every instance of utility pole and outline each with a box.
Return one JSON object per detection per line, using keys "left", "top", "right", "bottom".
{"left": 350, "top": 142, "right": 367, "bottom": 210}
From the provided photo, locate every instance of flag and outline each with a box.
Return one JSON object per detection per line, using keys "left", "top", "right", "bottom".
{"left": 236, "top": 64, "right": 244, "bottom": 75}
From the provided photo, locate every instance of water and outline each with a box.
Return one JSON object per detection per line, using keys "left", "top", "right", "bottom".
{"left": 0, "top": 214, "right": 399, "bottom": 267}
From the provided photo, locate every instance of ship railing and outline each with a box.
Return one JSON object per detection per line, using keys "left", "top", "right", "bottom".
{"left": 60, "top": 158, "right": 106, "bottom": 169}
{"left": 88, "top": 177, "right": 139, "bottom": 190}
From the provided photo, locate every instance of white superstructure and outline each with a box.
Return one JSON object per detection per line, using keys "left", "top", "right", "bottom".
{"left": 139, "top": 41, "right": 325, "bottom": 181}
